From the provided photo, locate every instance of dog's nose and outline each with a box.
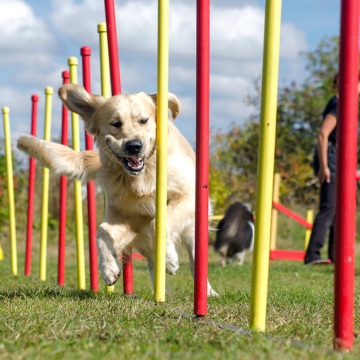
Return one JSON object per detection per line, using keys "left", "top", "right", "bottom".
{"left": 125, "top": 140, "right": 143, "bottom": 155}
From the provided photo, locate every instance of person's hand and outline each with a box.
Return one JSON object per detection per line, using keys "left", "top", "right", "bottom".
{"left": 318, "top": 166, "right": 331, "bottom": 184}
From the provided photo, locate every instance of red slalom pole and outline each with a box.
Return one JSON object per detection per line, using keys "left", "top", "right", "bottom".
{"left": 58, "top": 71, "right": 70, "bottom": 286}
{"left": 194, "top": 0, "right": 210, "bottom": 316}
{"left": 334, "top": 0, "right": 359, "bottom": 350}
{"left": 104, "top": 0, "right": 134, "bottom": 295}
{"left": 104, "top": 0, "right": 121, "bottom": 95}
{"left": 81, "top": 46, "right": 99, "bottom": 292}
{"left": 25, "top": 94, "right": 38, "bottom": 276}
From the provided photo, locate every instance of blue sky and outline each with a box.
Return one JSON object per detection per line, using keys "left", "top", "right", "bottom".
{"left": 0, "top": 0, "right": 341, "bottom": 153}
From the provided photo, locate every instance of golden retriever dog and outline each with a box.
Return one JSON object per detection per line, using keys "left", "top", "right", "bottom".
{"left": 17, "top": 84, "right": 217, "bottom": 296}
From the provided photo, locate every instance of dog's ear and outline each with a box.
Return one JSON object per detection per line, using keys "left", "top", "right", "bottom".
{"left": 149, "top": 92, "right": 181, "bottom": 120}
{"left": 58, "top": 84, "right": 105, "bottom": 131}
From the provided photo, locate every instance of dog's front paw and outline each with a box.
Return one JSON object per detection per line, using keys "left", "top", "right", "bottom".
{"left": 166, "top": 260, "right": 179, "bottom": 275}
{"left": 99, "top": 253, "right": 121, "bottom": 286}
{"left": 207, "top": 288, "right": 220, "bottom": 297}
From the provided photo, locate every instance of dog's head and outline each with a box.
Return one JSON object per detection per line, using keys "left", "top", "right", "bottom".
{"left": 58, "top": 84, "right": 181, "bottom": 176}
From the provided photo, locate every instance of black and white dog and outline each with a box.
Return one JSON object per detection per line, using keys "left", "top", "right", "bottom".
{"left": 214, "top": 202, "right": 255, "bottom": 266}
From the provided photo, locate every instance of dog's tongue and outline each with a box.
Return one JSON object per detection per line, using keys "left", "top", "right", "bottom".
{"left": 128, "top": 157, "right": 140, "bottom": 166}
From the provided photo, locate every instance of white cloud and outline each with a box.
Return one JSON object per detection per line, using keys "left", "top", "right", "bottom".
{"left": 0, "top": 0, "right": 57, "bottom": 66}
{"left": 210, "top": 98, "right": 256, "bottom": 129}
{"left": 280, "top": 23, "right": 308, "bottom": 59}
{"left": 0, "top": 85, "right": 31, "bottom": 114}
{"left": 210, "top": 74, "right": 254, "bottom": 97}
{"left": 51, "top": 0, "right": 307, "bottom": 60}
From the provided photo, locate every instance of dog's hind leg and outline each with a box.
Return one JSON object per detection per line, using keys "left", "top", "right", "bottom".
{"left": 132, "top": 232, "right": 171, "bottom": 292}
{"left": 165, "top": 235, "right": 179, "bottom": 276}
{"left": 233, "top": 250, "right": 247, "bottom": 266}
{"left": 183, "top": 236, "right": 219, "bottom": 297}
{"left": 145, "top": 260, "right": 170, "bottom": 293}
{"left": 147, "top": 261, "right": 155, "bottom": 288}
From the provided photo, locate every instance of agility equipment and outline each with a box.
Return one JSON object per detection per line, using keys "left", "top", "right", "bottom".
{"left": 104, "top": 0, "right": 134, "bottom": 295}
{"left": 269, "top": 173, "right": 280, "bottom": 251}
{"left": 153, "top": 0, "right": 169, "bottom": 303}
{"left": 98, "top": 22, "right": 114, "bottom": 293}
{"left": 249, "top": 0, "right": 282, "bottom": 332}
{"left": 68, "top": 57, "right": 86, "bottom": 290}
{"left": 194, "top": 0, "right": 210, "bottom": 315}
{"left": 25, "top": 95, "right": 38, "bottom": 276}
{"left": 270, "top": 202, "right": 313, "bottom": 260}
{"left": 58, "top": 71, "right": 70, "bottom": 287}
{"left": 39, "top": 87, "right": 53, "bottom": 281}
{"left": 249, "top": 0, "right": 359, "bottom": 344}
{"left": 334, "top": 0, "right": 359, "bottom": 350}
{"left": 98, "top": 23, "right": 111, "bottom": 99}
{"left": 81, "top": 46, "right": 99, "bottom": 293}
{"left": 269, "top": 173, "right": 313, "bottom": 261}
{"left": 2, "top": 107, "right": 17, "bottom": 275}
{"left": 1, "top": 0, "right": 357, "bottom": 351}
{"left": 304, "top": 210, "right": 313, "bottom": 250}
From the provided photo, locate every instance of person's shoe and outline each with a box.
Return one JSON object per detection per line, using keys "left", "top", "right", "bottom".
{"left": 306, "top": 259, "right": 332, "bottom": 266}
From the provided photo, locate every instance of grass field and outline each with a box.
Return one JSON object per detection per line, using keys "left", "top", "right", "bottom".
{"left": 1, "top": 210, "right": 360, "bottom": 359}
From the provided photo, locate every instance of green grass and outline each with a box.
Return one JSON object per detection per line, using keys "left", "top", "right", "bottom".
{"left": 1, "top": 234, "right": 360, "bottom": 360}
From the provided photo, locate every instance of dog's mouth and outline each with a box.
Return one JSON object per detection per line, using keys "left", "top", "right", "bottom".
{"left": 110, "top": 149, "right": 145, "bottom": 174}
{"left": 120, "top": 156, "right": 145, "bottom": 173}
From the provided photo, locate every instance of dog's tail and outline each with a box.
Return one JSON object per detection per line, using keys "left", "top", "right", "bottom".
{"left": 17, "top": 134, "right": 101, "bottom": 181}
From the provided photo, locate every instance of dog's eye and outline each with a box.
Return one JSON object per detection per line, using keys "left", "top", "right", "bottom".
{"left": 140, "top": 119, "right": 148, "bottom": 124}
{"left": 112, "top": 121, "right": 122, "bottom": 128}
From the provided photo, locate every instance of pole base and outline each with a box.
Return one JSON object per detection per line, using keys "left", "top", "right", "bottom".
{"left": 122, "top": 293, "right": 138, "bottom": 299}
{"left": 194, "top": 314, "right": 206, "bottom": 320}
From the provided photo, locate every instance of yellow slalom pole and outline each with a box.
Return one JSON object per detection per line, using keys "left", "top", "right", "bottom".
{"left": 0, "top": 245, "right": 3, "bottom": 261}
{"left": 98, "top": 23, "right": 111, "bottom": 99}
{"left": 304, "top": 210, "right": 313, "bottom": 251}
{"left": 69, "top": 57, "right": 86, "bottom": 290}
{"left": 39, "top": 87, "right": 53, "bottom": 281}
{"left": 270, "top": 173, "right": 281, "bottom": 251}
{"left": 249, "top": 0, "right": 282, "bottom": 332}
{"left": 2, "top": 107, "right": 17, "bottom": 275}
{"left": 154, "top": 0, "right": 169, "bottom": 303}
{"left": 98, "top": 22, "right": 114, "bottom": 294}
{"left": 209, "top": 215, "right": 224, "bottom": 221}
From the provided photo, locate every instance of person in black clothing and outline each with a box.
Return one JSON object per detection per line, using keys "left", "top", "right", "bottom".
{"left": 304, "top": 73, "right": 360, "bottom": 265}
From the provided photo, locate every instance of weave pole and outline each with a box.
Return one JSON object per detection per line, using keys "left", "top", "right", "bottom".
{"left": 334, "top": 0, "right": 359, "bottom": 350}
{"left": 104, "top": 0, "right": 134, "bottom": 295}
{"left": 270, "top": 173, "right": 280, "bottom": 251}
{"left": 98, "top": 23, "right": 111, "bottom": 99}
{"left": 194, "top": 0, "right": 210, "bottom": 316}
{"left": 98, "top": 22, "right": 114, "bottom": 293}
{"left": 2, "top": 107, "right": 17, "bottom": 275}
{"left": 68, "top": 57, "right": 86, "bottom": 290}
{"left": 153, "top": 0, "right": 169, "bottom": 303}
{"left": 39, "top": 87, "right": 53, "bottom": 281}
{"left": 58, "top": 70, "right": 70, "bottom": 287}
{"left": 304, "top": 210, "right": 313, "bottom": 251}
{"left": 81, "top": 46, "right": 99, "bottom": 293}
{"left": 25, "top": 95, "right": 38, "bottom": 276}
{"left": 250, "top": 0, "right": 282, "bottom": 331}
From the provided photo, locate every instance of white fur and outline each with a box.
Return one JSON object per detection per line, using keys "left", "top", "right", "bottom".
{"left": 248, "top": 221, "right": 255, "bottom": 252}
